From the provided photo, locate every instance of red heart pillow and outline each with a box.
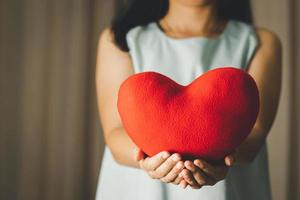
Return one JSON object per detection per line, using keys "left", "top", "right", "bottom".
{"left": 117, "top": 67, "right": 259, "bottom": 163}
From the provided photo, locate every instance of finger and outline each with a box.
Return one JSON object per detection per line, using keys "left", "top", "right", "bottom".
{"left": 171, "top": 175, "right": 182, "bottom": 185}
{"left": 179, "top": 179, "right": 188, "bottom": 189}
{"left": 140, "top": 151, "right": 170, "bottom": 171}
{"left": 225, "top": 154, "right": 235, "bottom": 166}
{"left": 160, "top": 161, "right": 184, "bottom": 183}
{"left": 194, "top": 159, "right": 228, "bottom": 181}
{"left": 180, "top": 169, "right": 201, "bottom": 189}
{"left": 153, "top": 153, "right": 181, "bottom": 179}
{"left": 184, "top": 160, "right": 207, "bottom": 185}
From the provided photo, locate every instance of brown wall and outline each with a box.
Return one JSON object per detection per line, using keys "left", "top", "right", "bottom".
{"left": 0, "top": 0, "right": 114, "bottom": 199}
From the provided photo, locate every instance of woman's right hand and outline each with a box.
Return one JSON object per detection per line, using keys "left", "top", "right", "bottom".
{"left": 134, "top": 147, "right": 187, "bottom": 187}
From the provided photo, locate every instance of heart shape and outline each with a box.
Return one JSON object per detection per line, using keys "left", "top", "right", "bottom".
{"left": 117, "top": 67, "right": 259, "bottom": 163}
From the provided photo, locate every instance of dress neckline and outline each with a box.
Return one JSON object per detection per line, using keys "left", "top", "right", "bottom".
{"left": 153, "top": 20, "right": 232, "bottom": 42}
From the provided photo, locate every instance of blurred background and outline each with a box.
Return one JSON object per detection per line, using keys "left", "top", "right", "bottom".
{"left": 0, "top": 0, "right": 299, "bottom": 200}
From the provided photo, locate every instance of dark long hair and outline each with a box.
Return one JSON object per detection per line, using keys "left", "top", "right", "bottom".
{"left": 111, "top": 0, "right": 253, "bottom": 52}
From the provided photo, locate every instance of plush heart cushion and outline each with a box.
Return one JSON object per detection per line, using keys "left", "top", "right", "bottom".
{"left": 117, "top": 67, "right": 259, "bottom": 163}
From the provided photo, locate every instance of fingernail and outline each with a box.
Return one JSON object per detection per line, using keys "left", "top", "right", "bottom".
{"left": 172, "top": 154, "right": 180, "bottom": 161}
{"left": 187, "top": 161, "right": 193, "bottom": 166}
{"left": 162, "top": 152, "right": 169, "bottom": 159}
{"left": 180, "top": 182, "right": 185, "bottom": 188}
{"left": 176, "top": 162, "right": 183, "bottom": 169}
{"left": 226, "top": 156, "right": 233, "bottom": 166}
{"left": 196, "top": 161, "right": 203, "bottom": 168}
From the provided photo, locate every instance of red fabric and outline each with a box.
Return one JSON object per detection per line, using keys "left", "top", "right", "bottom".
{"left": 117, "top": 67, "right": 259, "bottom": 163}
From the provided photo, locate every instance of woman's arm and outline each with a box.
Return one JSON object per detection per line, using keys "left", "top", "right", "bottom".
{"left": 180, "top": 28, "right": 282, "bottom": 188}
{"left": 234, "top": 28, "right": 282, "bottom": 164}
{"left": 96, "top": 28, "right": 186, "bottom": 185}
{"left": 96, "top": 28, "right": 138, "bottom": 167}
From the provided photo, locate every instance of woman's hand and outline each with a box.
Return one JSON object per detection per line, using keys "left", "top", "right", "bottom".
{"left": 179, "top": 153, "right": 236, "bottom": 189}
{"left": 134, "top": 148, "right": 187, "bottom": 186}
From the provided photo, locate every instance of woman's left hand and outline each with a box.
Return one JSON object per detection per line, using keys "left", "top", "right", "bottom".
{"left": 179, "top": 153, "right": 236, "bottom": 189}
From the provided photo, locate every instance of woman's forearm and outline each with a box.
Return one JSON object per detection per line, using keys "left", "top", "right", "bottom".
{"left": 105, "top": 127, "right": 141, "bottom": 168}
{"left": 234, "top": 125, "right": 268, "bottom": 165}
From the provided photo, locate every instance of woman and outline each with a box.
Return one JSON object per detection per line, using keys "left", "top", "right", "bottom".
{"left": 95, "top": 0, "right": 282, "bottom": 199}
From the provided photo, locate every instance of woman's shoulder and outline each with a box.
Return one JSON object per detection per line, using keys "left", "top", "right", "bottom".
{"left": 254, "top": 27, "right": 282, "bottom": 48}
{"left": 231, "top": 20, "right": 281, "bottom": 42}
{"left": 226, "top": 20, "right": 257, "bottom": 38}
{"left": 126, "top": 22, "right": 157, "bottom": 41}
{"left": 125, "top": 22, "right": 159, "bottom": 51}
{"left": 228, "top": 20, "right": 281, "bottom": 47}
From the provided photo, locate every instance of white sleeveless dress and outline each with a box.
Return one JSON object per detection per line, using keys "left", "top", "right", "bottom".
{"left": 96, "top": 20, "right": 272, "bottom": 200}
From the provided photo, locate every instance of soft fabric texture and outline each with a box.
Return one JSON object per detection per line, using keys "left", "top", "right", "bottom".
{"left": 117, "top": 67, "right": 259, "bottom": 163}
{"left": 96, "top": 20, "right": 272, "bottom": 200}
